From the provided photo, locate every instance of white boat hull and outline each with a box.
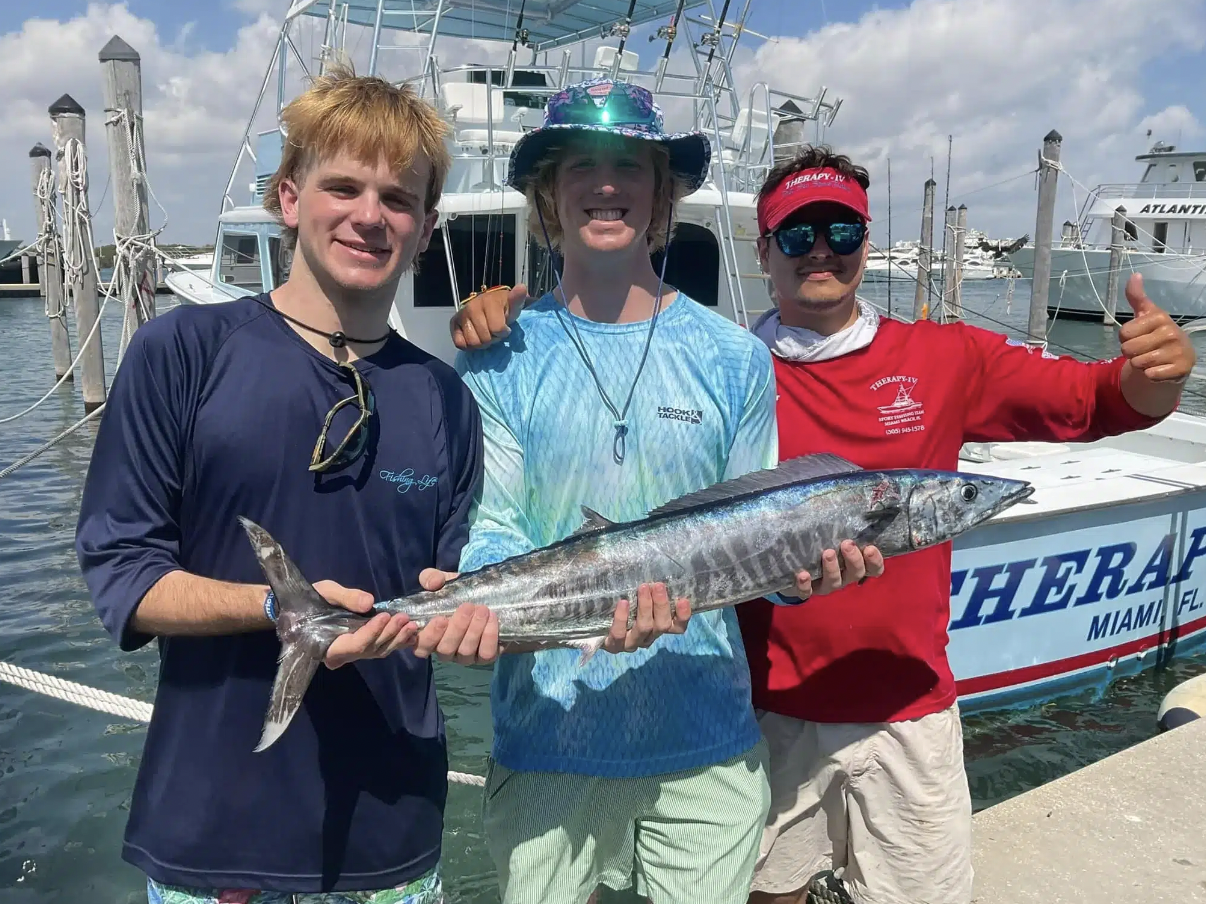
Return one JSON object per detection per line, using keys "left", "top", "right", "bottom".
{"left": 950, "top": 423, "right": 1206, "bottom": 716}
{"left": 1007, "top": 246, "right": 1206, "bottom": 322}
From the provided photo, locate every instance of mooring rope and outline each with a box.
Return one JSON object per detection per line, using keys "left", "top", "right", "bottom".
{"left": 0, "top": 660, "right": 487, "bottom": 787}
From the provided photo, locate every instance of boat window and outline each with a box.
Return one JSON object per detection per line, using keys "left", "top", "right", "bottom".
{"left": 1141, "top": 163, "right": 1156, "bottom": 181}
{"left": 467, "top": 68, "right": 548, "bottom": 109}
{"left": 1168, "top": 164, "right": 1179, "bottom": 182}
{"left": 1194, "top": 161, "right": 1206, "bottom": 182}
{"left": 1124, "top": 219, "right": 1138, "bottom": 242}
{"left": 218, "top": 232, "right": 263, "bottom": 291}
{"left": 651, "top": 223, "right": 721, "bottom": 307}
{"left": 414, "top": 213, "right": 517, "bottom": 307}
{"left": 1153, "top": 222, "right": 1168, "bottom": 253}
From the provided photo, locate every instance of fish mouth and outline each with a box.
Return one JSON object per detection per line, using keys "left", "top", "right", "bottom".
{"left": 1009, "top": 484, "right": 1037, "bottom": 505}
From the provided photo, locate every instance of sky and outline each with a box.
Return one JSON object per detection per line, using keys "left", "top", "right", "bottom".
{"left": 1, "top": 0, "right": 1203, "bottom": 248}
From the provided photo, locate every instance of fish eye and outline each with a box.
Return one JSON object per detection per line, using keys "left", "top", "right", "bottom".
{"left": 960, "top": 484, "right": 978, "bottom": 502}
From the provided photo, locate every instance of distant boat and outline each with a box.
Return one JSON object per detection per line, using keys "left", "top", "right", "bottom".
{"left": 1008, "top": 141, "right": 1206, "bottom": 323}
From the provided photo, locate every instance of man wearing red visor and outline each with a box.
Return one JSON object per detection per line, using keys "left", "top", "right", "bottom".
{"left": 742, "top": 147, "right": 1194, "bottom": 904}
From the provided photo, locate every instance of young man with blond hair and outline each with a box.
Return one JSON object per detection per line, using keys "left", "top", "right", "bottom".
{"left": 76, "top": 68, "right": 496, "bottom": 903}
{"left": 441, "top": 79, "right": 879, "bottom": 904}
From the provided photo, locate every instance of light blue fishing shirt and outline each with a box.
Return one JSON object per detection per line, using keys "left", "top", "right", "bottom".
{"left": 455, "top": 291, "right": 778, "bottom": 777}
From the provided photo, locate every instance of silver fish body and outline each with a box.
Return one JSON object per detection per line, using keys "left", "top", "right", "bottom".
{"left": 241, "top": 453, "right": 1033, "bottom": 751}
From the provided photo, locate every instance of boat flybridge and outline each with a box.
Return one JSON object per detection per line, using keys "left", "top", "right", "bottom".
{"left": 165, "top": 0, "right": 1206, "bottom": 719}
{"left": 166, "top": 0, "right": 844, "bottom": 363}
{"left": 1007, "top": 141, "right": 1206, "bottom": 323}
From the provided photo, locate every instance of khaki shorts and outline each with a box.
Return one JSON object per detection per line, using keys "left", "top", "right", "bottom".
{"left": 481, "top": 739, "right": 770, "bottom": 904}
{"left": 752, "top": 704, "right": 973, "bottom": 904}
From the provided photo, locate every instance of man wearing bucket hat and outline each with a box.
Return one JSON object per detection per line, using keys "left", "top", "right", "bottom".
{"left": 430, "top": 80, "right": 882, "bottom": 904}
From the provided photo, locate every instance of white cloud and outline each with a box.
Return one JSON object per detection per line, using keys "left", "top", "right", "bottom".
{"left": 2, "top": 0, "right": 1202, "bottom": 252}
{"left": 0, "top": 5, "right": 282, "bottom": 246}
{"left": 731, "top": 0, "right": 1206, "bottom": 242}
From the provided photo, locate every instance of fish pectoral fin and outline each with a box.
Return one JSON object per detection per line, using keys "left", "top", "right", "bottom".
{"left": 863, "top": 503, "right": 902, "bottom": 525}
{"left": 568, "top": 636, "right": 609, "bottom": 666}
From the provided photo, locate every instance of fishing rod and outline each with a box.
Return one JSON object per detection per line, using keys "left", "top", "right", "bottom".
{"left": 650, "top": 0, "right": 689, "bottom": 90}
{"left": 608, "top": 0, "right": 640, "bottom": 79}
{"left": 699, "top": 0, "right": 733, "bottom": 89}
{"left": 504, "top": 0, "right": 529, "bottom": 88}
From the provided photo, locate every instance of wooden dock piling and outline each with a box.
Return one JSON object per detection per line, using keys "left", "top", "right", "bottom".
{"left": 50, "top": 93, "right": 106, "bottom": 412}
{"left": 100, "top": 35, "right": 155, "bottom": 347}
{"left": 913, "top": 178, "right": 935, "bottom": 322}
{"left": 1028, "top": 130, "right": 1062, "bottom": 346}
{"left": 1104, "top": 206, "right": 1127, "bottom": 327}
{"left": 29, "top": 143, "right": 73, "bottom": 382}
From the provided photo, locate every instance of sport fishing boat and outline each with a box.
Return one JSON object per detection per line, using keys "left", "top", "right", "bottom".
{"left": 166, "top": 0, "right": 1206, "bottom": 719}
{"left": 166, "top": 0, "right": 844, "bottom": 351}
{"left": 1007, "top": 141, "right": 1206, "bottom": 323}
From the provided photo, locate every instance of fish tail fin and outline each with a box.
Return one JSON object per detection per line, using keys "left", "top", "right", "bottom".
{"left": 239, "top": 516, "right": 342, "bottom": 753}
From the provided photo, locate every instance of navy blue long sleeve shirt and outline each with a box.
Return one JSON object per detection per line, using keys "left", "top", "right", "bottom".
{"left": 75, "top": 295, "right": 483, "bottom": 892}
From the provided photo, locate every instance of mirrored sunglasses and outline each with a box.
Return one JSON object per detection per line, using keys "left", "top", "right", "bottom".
{"left": 547, "top": 85, "right": 658, "bottom": 128}
{"left": 773, "top": 221, "right": 867, "bottom": 257}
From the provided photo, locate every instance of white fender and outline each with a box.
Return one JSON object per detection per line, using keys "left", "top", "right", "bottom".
{"left": 1157, "top": 672, "right": 1206, "bottom": 732}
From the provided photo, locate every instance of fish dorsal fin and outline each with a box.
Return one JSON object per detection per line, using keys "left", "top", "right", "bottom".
{"left": 647, "top": 453, "right": 862, "bottom": 519}
{"left": 572, "top": 505, "right": 617, "bottom": 536}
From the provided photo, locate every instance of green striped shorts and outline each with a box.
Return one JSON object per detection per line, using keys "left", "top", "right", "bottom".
{"left": 145, "top": 863, "right": 442, "bottom": 904}
{"left": 481, "top": 739, "right": 770, "bottom": 904}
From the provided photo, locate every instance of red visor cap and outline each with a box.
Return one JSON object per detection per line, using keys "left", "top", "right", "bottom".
{"left": 757, "top": 167, "right": 872, "bottom": 235}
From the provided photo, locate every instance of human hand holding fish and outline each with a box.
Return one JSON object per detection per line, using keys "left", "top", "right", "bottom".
{"left": 314, "top": 580, "right": 418, "bottom": 670}
{"left": 417, "top": 570, "right": 690, "bottom": 655}
{"left": 793, "top": 540, "right": 885, "bottom": 597}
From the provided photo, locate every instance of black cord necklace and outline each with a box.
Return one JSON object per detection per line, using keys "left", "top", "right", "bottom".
{"left": 255, "top": 297, "right": 392, "bottom": 349}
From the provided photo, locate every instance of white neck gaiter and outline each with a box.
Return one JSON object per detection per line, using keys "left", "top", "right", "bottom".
{"left": 752, "top": 299, "right": 881, "bottom": 363}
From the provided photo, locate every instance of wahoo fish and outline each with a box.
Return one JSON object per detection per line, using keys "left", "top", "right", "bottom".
{"left": 240, "top": 453, "right": 1034, "bottom": 751}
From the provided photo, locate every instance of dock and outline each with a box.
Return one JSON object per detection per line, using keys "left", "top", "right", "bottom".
{"left": 971, "top": 716, "right": 1206, "bottom": 902}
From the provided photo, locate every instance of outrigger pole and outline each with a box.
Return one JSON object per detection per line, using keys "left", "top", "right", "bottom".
{"left": 651, "top": 0, "right": 689, "bottom": 91}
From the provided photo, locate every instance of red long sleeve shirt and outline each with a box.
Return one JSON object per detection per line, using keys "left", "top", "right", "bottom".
{"left": 735, "top": 317, "right": 1167, "bottom": 724}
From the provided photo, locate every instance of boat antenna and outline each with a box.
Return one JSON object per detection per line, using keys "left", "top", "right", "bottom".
{"left": 939, "top": 134, "right": 952, "bottom": 321}
{"left": 609, "top": 0, "right": 641, "bottom": 79}
{"left": 504, "top": 0, "right": 529, "bottom": 88}
{"left": 887, "top": 155, "right": 892, "bottom": 319}
{"left": 651, "top": 0, "right": 689, "bottom": 90}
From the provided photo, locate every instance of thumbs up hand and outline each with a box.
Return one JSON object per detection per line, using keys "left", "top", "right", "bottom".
{"left": 1118, "top": 273, "right": 1194, "bottom": 385}
{"left": 450, "top": 284, "right": 532, "bottom": 351}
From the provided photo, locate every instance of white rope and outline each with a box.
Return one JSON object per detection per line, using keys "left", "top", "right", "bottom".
{"left": 0, "top": 660, "right": 487, "bottom": 786}
{"left": 104, "top": 107, "right": 169, "bottom": 359}
{"left": 0, "top": 661, "right": 153, "bottom": 722}
{"left": 34, "top": 165, "right": 69, "bottom": 323}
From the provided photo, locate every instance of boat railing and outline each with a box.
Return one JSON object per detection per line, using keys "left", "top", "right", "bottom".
{"left": 1089, "top": 182, "right": 1206, "bottom": 203}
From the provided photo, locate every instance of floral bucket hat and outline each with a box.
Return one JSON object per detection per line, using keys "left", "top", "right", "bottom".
{"left": 506, "top": 77, "right": 712, "bottom": 195}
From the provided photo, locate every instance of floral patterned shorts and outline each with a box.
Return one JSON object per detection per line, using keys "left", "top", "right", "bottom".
{"left": 146, "top": 864, "right": 443, "bottom": 904}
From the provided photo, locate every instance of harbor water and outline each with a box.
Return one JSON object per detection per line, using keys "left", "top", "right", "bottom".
{"left": 2, "top": 282, "right": 1206, "bottom": 903}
